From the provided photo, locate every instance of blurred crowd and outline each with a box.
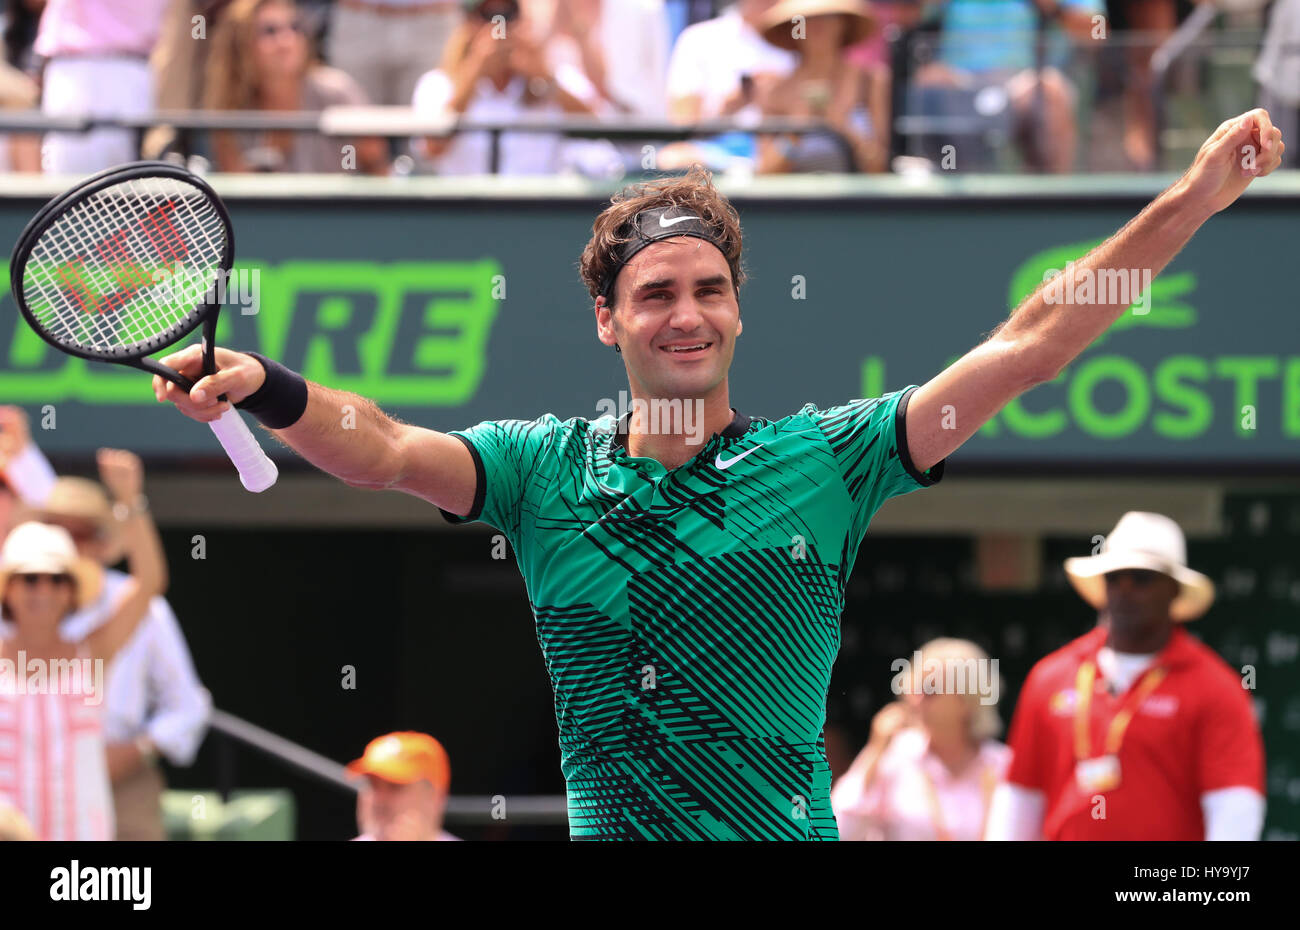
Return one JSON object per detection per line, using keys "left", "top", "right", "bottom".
{"left": 0, "top": 408, "right": 460, "bottom": 842}
{"left": 0, "top": 408, "right": 205, "bottom": 840}
{"left": 0, "top": 0, "right": 1294, "bottom": 177}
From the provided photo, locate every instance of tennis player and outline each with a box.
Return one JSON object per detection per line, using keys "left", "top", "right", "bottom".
{"left": 155, "top": 109, "right": 1281, "bottom": 840}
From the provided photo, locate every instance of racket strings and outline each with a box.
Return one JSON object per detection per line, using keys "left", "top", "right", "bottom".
{"left": 22, "top": 176, "right": 228, "bottom": 353}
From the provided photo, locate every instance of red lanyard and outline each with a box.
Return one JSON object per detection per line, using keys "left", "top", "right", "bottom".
{"left": 1074, "top": 660, "right": 1167, "bottom": 760}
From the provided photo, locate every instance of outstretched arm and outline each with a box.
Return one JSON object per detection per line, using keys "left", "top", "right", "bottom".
{"left": 84, "top": 449, "right": 167, "bottom": 663}
{"left": 151, "top": 347, "right": 478, "bottom": 515}
{"left": 905, "top": 109, "right": 1284, "bottom": 472}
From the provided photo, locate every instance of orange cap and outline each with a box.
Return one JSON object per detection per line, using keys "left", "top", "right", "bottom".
{"left": 346, "top": 732, "right": 450, "bottom": 791}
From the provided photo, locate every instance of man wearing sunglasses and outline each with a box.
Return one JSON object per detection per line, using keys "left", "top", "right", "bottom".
{"left": 987, "top": 512, "right": 1265, "bottom": 840}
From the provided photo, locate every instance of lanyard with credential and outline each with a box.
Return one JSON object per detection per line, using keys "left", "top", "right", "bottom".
{"left": 919, "top": 759, "right": 999, "bottom": 841}
{"left": 1074, "top": 660, "right": 1168, "bottom": 761}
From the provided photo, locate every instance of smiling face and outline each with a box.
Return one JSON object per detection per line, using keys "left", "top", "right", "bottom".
{"left": 4, "top": 572, "right": 75, "bottom": 634}
{"left": 595, "top": 238, "right": 742, "bottom": 402}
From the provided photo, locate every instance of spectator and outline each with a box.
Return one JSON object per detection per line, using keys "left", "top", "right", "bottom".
{"left": 31, "top": 470, "right": 211, "bottom": 842}
{"left": 911, "top": 0, "right": 1102, "bottom": 172}
{"left": 536, "top": 0, "right": 671, "bottom": 176}
{"left": 664, "top": 0, "right": 718, "bottom": 45}
{"left": 0, "top": 0, "right": 42, "bottom": 172}
{"left": 1254, "top": 0, "right": 1300, "bottom": 169}
{"left": 326, "top": 0, "right": 460, "bottom": 108}
{"left": 1110, "top": 0, "right": 1176, "bottom": 170}
{"left": 545, "top": 0, "right": 671, "bottom": 118}
{"left": 657, "top": 0, "right": 797, "bottom": 172}
{"left": 144, "top": 0, "right": 235, "bottom": 161}
{"left": 986, "top": 512, "right": 1266, "bottom": 840}
{"left": 34, "top": 0, "right": 171, "bottom": 173}
{"left": 665, "top": 0, "right": 795, "bottom": 123}
{"left": 846, "top": 0, "right": 921, "bottom": 71}
{"left": 0, "top": 406, "right": 57, "bottom": 533}
{"left": 0, "top": 477, "right": 166, "bottom": 840}
{"left": 832, "top": 638, "right": 1008, "bottom": 840}
{"left": 411, "top": 0, "right": 597, "bottom": 175}
{"left": 204, "top": 0, "right": 388, "bottom": 173}
{"left": 756, "top": 0, "right": 887, "bottom": 172}
{"left": 348, "top": 732, "right": 459, "bottom": 841}
{"left": 3, "top": 0, "right": 43, "bottom": 78}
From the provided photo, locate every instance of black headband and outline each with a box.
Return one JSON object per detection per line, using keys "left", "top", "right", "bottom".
{"left": 598, "top": 207, "right": 727, "bottom": 299}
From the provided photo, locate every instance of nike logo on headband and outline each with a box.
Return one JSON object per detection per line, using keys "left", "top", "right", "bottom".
{"left": 659, "top": 214, "right": 701, "bottom": 228}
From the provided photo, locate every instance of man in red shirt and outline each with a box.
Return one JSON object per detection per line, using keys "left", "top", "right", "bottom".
{"left": 986, "top": 512, "right": 1266, "bottom": 840}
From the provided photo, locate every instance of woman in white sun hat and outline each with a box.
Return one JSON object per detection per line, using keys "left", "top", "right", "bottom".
{"left": 0, "top": 451, "right": 165, "bottom": 840}
{"left": 986, "top": 512, "right": 1265, "bottom": 841}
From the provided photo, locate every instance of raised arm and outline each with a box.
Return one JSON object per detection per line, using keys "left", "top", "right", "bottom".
{"left": 905, "top": 109, "right": 1285, "bottom": 472}
{"left": 84, "top": 449, "right": 167, "bottom": 663}
{"left": 151, "top": 347, "right": 478, "bottom": 516}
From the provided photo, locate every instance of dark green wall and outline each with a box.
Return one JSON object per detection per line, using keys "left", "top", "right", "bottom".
{"left": 4, "top": 190, "right": 1299, "bottom": 467}
{"left": 158, "top": 489, "right": 1299, "bottom": 840}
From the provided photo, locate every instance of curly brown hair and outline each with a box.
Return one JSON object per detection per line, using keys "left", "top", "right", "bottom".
{"left": 579, "top": 166, "right": 746, "bottom": 308}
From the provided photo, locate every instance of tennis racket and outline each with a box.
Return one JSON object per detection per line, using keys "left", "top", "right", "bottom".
{"left": 8, "top": 161, "right": 278, "bottom": 492}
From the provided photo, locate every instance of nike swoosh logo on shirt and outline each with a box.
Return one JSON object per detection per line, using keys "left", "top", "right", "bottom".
{"left": 659, "top": 214, "right": 701, "bottom": 228}
{"left": 715, "top": 445, "right": 764, "bottom": 470}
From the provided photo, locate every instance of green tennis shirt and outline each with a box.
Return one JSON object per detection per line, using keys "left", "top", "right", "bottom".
{"left": 440, "top": 386, "right": 943, "bottom": 839}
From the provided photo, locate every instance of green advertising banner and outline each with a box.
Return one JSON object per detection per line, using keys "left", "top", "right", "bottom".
{"left": 0, "top": 185, "right": 1296, "bottom": 468}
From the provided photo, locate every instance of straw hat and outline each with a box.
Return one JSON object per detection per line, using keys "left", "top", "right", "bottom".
{"left": 1063, "top": 512, "right": 1215, "bottom": 623}
{"left": 0, "top": 522, "right": 103, "bottom": 609}
{"left": 24, "top": 477, "right": 115, "bottom": 530}
{"left": 760, "top": 0, "right": 878, "bottom": 52}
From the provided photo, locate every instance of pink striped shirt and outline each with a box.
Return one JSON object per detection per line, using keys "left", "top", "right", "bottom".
{"left": 0, "top": 644, "right": 113, "bottom": 841}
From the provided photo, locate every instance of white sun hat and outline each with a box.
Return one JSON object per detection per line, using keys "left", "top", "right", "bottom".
{"left": 1063, "top": 511, "right": 1215, "bottom": 622}
{"left": 0, "top": 521, "right": 102, "bottom": 609}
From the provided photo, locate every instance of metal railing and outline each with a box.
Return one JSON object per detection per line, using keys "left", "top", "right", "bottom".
{"left": 895, "top": 23, "right": 1269, "bottom": 171}
{"left": 208, "top": 708, "right": 569, "bottom": 826}
{"left": 1151, "top": 5, "right": 1233, "bottom": 162}
{"left": 0, "top": 107, "right": 851, "bottom": 176}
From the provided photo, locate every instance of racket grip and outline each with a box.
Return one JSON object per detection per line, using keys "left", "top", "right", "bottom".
{"left": 208, "top": 407, "right": 278, "bottom": 493}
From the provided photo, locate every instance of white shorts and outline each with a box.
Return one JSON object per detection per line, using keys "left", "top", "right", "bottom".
{"left": 41, "top": 55, "right": 153, "bottom": 174}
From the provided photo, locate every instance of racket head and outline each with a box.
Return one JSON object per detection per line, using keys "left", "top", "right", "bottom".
{"left": 9, "top": 161, "right": 235, "bottom": 371}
